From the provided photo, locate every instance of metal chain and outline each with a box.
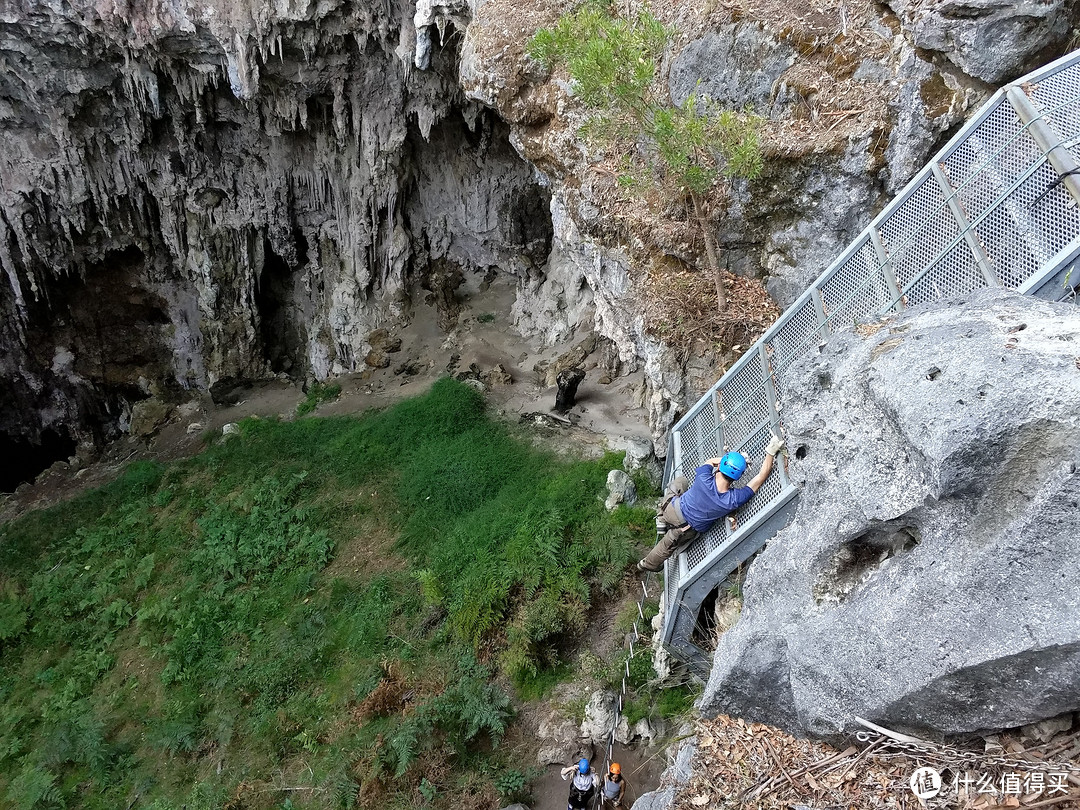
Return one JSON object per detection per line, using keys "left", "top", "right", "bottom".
{"left": 589, "top": 571, "right": 656, "bottom": 810}
{"left": 856, "top": 731, "right": 1080, "bottom": 774}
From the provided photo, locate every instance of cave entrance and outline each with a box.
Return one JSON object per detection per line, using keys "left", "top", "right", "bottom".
{"left": 255, "top": 235, "right": 304, "bottom": 374}
{"left": 692, "top": 585, "right": 721, "bottom": 650}
{"left": 0, "top": 428, "right": 78, "bottom": 493}
{"left": 692, "top": 565, "right": 749, "bottom": 652}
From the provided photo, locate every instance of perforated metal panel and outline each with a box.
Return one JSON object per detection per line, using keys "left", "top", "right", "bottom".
{"left": 880, "top": 176, "right": 963, "bottom": 294}
{"left": 767, "top": 298, "right": 824, "bottom": 376}
{"left": 977, "top": 160, "right": 1080, "bottom": 287}
{"left": 943, "top": 104, "right": 1042, "bottom": 223}
{"left": 677, "top": 397, "right": 720, "bottom": 470}
{"left": 1031, "top": 60, "right": 1080, "bottom": 161}
{"left": 659, "top": 51, "right": 1080, "bottom": 668}
{"left": 903, "top": 240, "right": 988, "bottom": 304}
{"left": 684, "top": 522, "right": 727, "bottom": 570}
{"left": 715, "top": 357, "right": 768, "bottom": 451}
{"left": 819, "top": 236, "right": 895, "bottom": 325}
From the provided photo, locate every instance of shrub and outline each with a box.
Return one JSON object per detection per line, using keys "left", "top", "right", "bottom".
{"left": 297, "top": 380, "right": 342, "bottom": 416}
{"left": 530, "top": 2, "right": 764, "bottom": 312}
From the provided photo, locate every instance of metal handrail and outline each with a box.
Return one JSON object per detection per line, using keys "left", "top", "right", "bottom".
{"left": 659, "top": 49, "right": 1080, "bottom": 664}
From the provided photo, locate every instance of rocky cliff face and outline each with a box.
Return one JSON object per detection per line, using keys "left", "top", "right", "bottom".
{"left": 0, "top": 0, "right": 550, "bottom": 462}
{"left": 458, "top": 0, "right": 1074, "bottom": 448}
{"left": 701, "top": 289, "right": 1080, "bottom": 739}
{"left": 3, "top": 0, "right": 1076, "bottom": 481}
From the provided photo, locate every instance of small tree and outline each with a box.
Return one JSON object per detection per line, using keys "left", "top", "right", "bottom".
{"left": 529, "top": 1, "right": 764, "bottom": 314}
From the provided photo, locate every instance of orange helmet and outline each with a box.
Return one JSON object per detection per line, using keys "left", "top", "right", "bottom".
{"left": 609, "top": 763, "right": 621, "bottom": 775}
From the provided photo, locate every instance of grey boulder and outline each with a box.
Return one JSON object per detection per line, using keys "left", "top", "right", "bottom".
{"left": 129, "top": 398, "right": 171, "bottom": 437}
{"left": 702, "top": 288, "right": 1080, "bottom": 739}
{"left": 622, "top": 436, "right": 664, "bottom": 490}
{"left": 630, "top": 732, "right": 696, "bottom": 810}
{"left": 604, "top": 470, "right": 637, "bottom": 511}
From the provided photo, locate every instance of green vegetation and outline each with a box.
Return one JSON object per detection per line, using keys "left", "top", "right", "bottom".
{"left": 613, "top": 643, "right": 697, "bottom": 727}
{"left": 0, "top": 379, "right": 646, "bottom": 809}
{"left": 297, "top": 380, "right": 343, "bottom": 416}
{"left": 597, "top": 595, "right": 696, "bottom": 728}
{"left": 529, "top": 0, "right": 764, "bottom": 312}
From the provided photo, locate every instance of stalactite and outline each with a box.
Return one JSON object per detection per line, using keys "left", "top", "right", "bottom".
{"left": 0, "top": 0, "right": 555, "bottom": 442}
{"left": 0, "top": 215, "right": 27, "bottom": 326}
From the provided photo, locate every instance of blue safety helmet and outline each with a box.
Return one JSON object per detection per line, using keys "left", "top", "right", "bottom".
{"left": 718, "top": 452, "right": 747, "bottom": 480}
{"left": 578, "top": 758, "right": 590, "bottom": 774}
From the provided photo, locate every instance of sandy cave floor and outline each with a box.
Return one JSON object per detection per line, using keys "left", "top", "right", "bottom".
{"left": 1, "top": 271, "right": 655, "bottom": 521}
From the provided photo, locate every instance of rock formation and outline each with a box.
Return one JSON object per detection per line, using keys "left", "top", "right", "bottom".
{"left": 2, "top": 0, "right": 1074, "bottom": 485}
{"left": 884, "top": 0, "right": 1078, "bottom": 84}
{"left": 0, "top": 0, "right": 550, "bottom": 458}
{"left": 700, "top": 288, "right": 1080, "bottom": 739}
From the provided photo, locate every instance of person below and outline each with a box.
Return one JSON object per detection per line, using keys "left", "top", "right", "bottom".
{"left": 561, "top": 758, "right": 600, "bottom": 810}
{"left": 637, "top": 435, "right": 784, "bottom": 572}
{"left": 601, "top": 762, "right": 626, "bottom": 807}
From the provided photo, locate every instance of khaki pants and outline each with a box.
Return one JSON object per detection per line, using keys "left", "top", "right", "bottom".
{"left": 640, "top": 476, "right": 699, "bottom": 571}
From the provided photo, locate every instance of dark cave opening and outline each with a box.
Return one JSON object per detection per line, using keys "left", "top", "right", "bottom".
{"left": 692, "top": 585, "right": 721, "bottom": 649}
{"left": 0, "top": 428, "right": 78, "bottom": 493}
{"left": 9, "top": 243, "right": 179, "bottom": 460}
{"left": 255, "top": 236, "right": 299, "bottom": 374}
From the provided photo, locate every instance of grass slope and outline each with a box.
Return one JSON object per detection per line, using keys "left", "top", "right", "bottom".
{"left": 0, "top": 379, "right": 655, "bottom": 810}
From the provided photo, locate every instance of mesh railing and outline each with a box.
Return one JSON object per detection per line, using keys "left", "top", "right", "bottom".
{"left": 659, "top": 49, "right": 1080, "bottom": 655}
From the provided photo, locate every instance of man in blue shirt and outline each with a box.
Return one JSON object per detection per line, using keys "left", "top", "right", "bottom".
{"left": 637, "top": 435, "right": 784, "bottom": 572}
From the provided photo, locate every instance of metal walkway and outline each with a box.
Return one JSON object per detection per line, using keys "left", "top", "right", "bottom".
{"left": 659, "top": 50, "right": 1080, "bottom": 678}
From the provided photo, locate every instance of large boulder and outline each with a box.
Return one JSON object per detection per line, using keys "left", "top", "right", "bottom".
{"left": 701, "top": 289, "right": 1080, "bottom": 739}
{"left": 580, "top": 689, "right": 617, "bottom": 744}
{"left": 630, "top": 731, "right": 696, "bottom": 810}
{"left": 622, "top": 436, "right": 664, "bottom": 491}
{"left": 604, "top": 470, "right": 637, "bottom": 511}
{"left": 128, "top": 398, "right": 171, "bottom": 437}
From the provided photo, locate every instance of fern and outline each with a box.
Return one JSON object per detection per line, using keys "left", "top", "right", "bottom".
{"left": 448, "top": 569, "right": 509, "bottom": 647}
{"left": 5, "top": 755, "right": 61, "bottom": 810}
{"left": 429, "top": 664, "right": 512, "bottom": 745}
{"left": 503, "top": 507, "right": 563, "bottom": 594}
{"left": 414, "top": 569, "right": 444, "bottom": 605}
{"left": 388, "top": 716, "right": 426, "bottom": 777}
{"left": 0, "top": 597, "right": 27, "bottom": 642}
{"left": 39, "top": 699, "right": 110, "bottom": 775}
{"left": 0, "top": 704, "right": 27, "bottom": 765}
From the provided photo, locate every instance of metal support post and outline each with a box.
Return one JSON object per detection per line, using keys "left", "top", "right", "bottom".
{"left": 870, "top": 229, "right": 905, "bottom": 312}
{"left": 931, "top": 162, "right": 999, "bottom": 286}
{"left": 1007, "top": 86, "right": 1080, "bottom": 209}
{"left": 810, "top": 287, "right": 831, "bottom": 340}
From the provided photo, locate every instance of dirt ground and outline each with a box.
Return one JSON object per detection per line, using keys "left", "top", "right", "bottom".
{"left": 533, "top": 742, "right": 670, "bottom": 810}
{"left": 0, "top": 272, "right": 654, "bottom": 522}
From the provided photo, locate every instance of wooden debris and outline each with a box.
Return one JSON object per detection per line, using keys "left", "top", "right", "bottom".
{"left": 670, "top": 715, "right": 1080, "bottom": 810}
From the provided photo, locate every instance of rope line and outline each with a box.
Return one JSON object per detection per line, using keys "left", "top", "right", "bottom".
{"left": 582, "top": 569, "right": 655, "bottom": 810}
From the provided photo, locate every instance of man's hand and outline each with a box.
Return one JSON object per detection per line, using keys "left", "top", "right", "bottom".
{"left": 765, "top": 435, "right": 784, "bottom": 457}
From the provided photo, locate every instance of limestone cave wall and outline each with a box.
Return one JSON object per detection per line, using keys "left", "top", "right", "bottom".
{"left": 0, "top": 0, "right": 552, "bottom": 459}
{"left": 3, "top": 0, "right": 1078, "bottom": 480}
